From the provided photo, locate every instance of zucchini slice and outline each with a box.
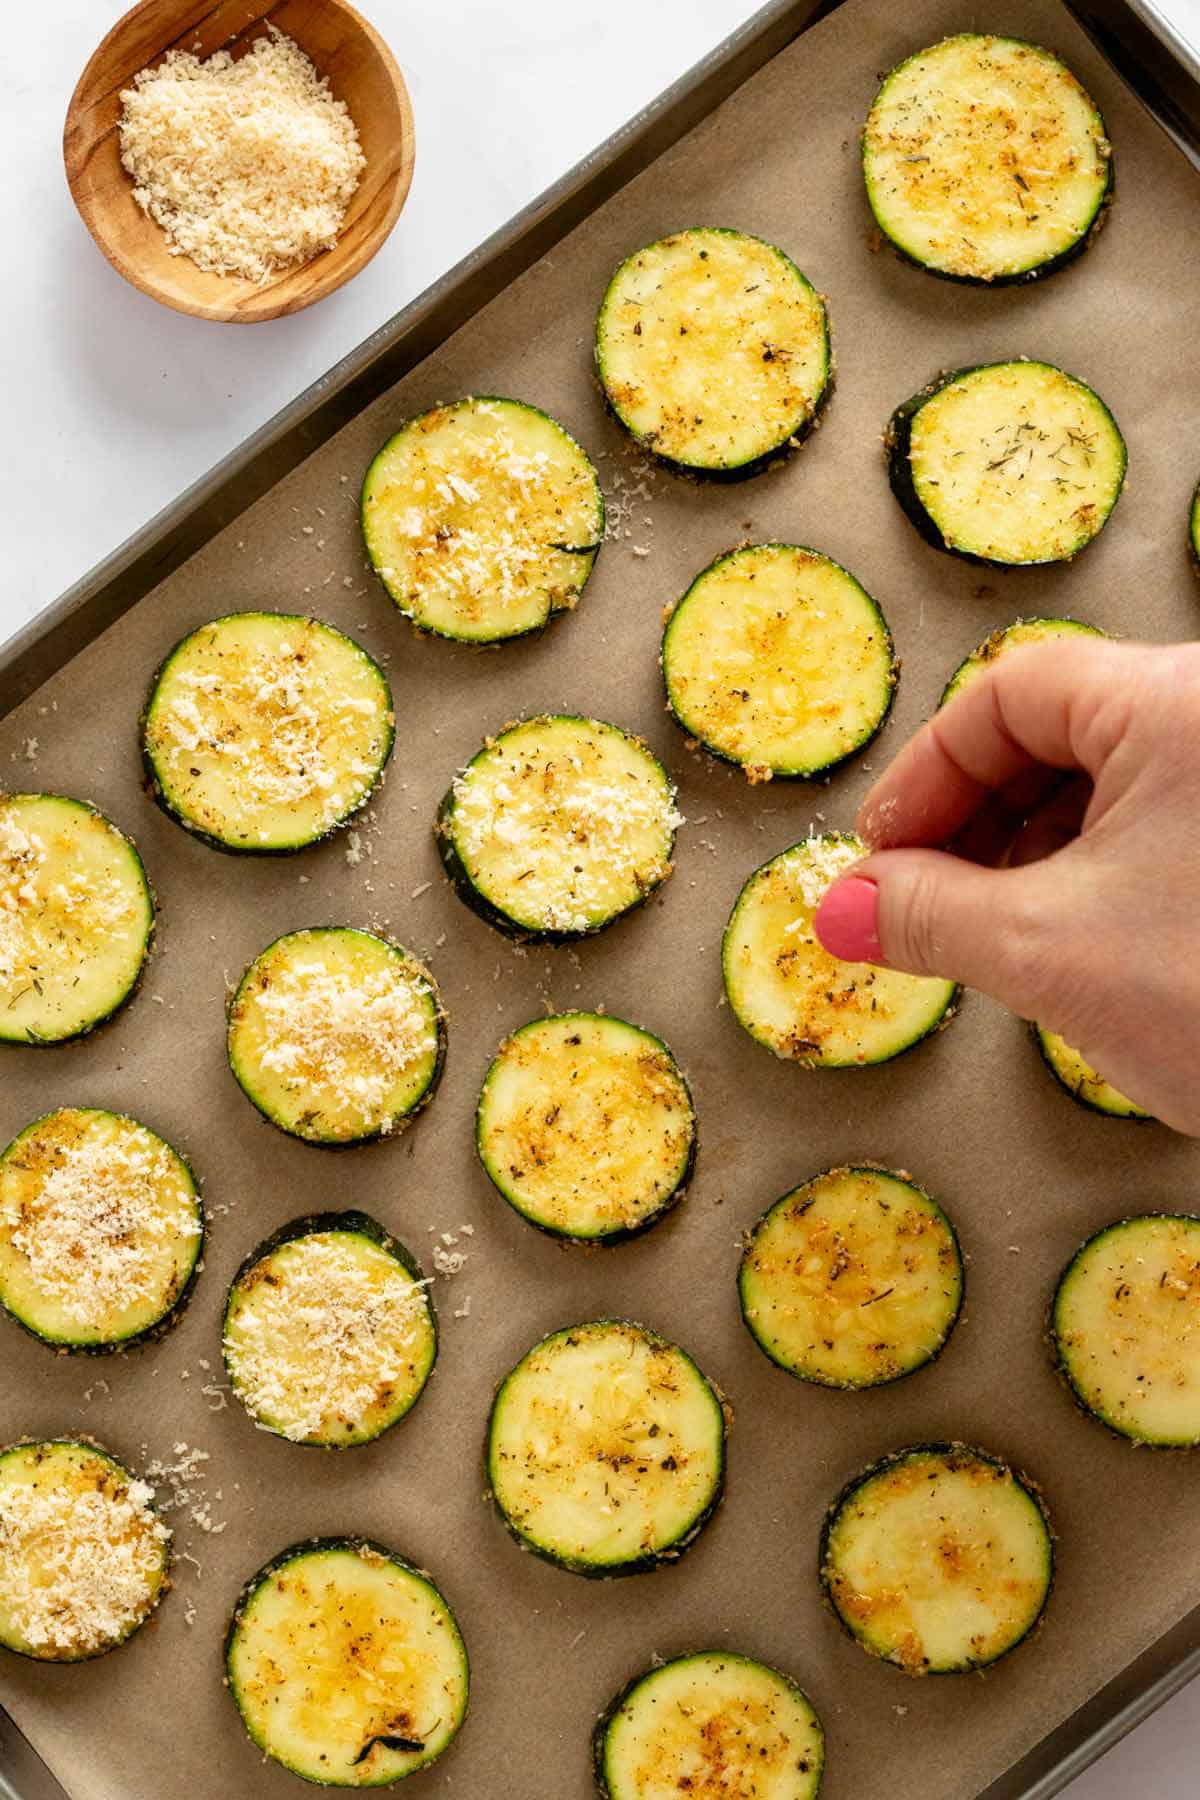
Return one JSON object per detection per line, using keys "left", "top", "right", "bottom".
{"left": 227, "top": 928, "right": 444, "bottom": 1146}
{"left": 0, "top": 1439, "right": 169, "bottom": 1661}
{"left": 0, "top": 1108, "right": 203, "bottom": 1352}
{"left": 662, "top": 545, "right": 896, "bottom": 780}
{"left": 1190, "top": 480, "right": 1200, "bottom": 571}
{"left": 739, "top": 1166, "right": 962, "bottom": 1388}
{"left": 1035, "top": 1026, "right": 1149, "bottom": 1119}
{"left": 476, "top": 1012, "right": 695, "bottom": 1242}
{"left": 142, "top": 612, "right": 393, "bottom": 853}
{"left": 941, "top": 617, "right": 1103, "bottom": 705}
{"left": 1052, "top": 1214, "right": 1200, "bottom": 1445}
{"left": 863, "top": 35, "right": 1112, "bottom": 285}
{"left": 487, "top": 1319, "right": 725, "bottom": 1576}
{"left": 595, "top": 228, "right": 831, "bottom": 474}
{"left": 437, "top": 715, "right": 680, "bottom": 941}
{"left": 223, "top": 1213, "right": 436, "bottom": 1446}
{"left": 0, "top": 793, "right": 153, "bottom": 1045}
{"left": 227, "top": 1538, "right": 468, "bottom": 1786}
{"left": 722, "top": 832, "right": 956, "bottom": 1066}
{"left": 820, "top": 1444, "right": 1053, "bottom": 1674}
{"left": 888, "top": 362, "right": 1127, "bottom": 566}
{"left": 595, "top": 1650, "right": 824, "bottom": 1800}
{"left": 361, "top": 397, "right": 604, "bottom": 643}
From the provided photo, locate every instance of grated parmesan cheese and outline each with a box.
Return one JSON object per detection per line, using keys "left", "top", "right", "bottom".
{"left": 450, "top": 728, "right": 682, "bottom": 935}
{"left": 250, "top": 954, "right": 437, "bottom": 1131}
{"left": 0, "top": 1112, "right": 201, "bottom": 1333}
{"left": 224, "top": 1236, "right": 432, "bottom": 1441}
{"left": 118, "top": 29, "right": 365, "bottom": 283}
{"left": 432, "top": 1243, "right": 467, "bottom": 1277}
{"left": 364, "top": 399, "right": 604, "bottom": 637}
{"left": 152, "top": 644, "right": 379, "bottom": 820}
{"left": 0, "top": 1450, "right": 168, "bottom": 1656}
{"left": 0, "top": 816, "right": 44, "bottom": 987}
{"left": 602, "top": 453, "right": 660, "bottom": 546}
{"left": 0, "top": 799, "right": 149, "bottom": 1032}
{"left": 142, "top": 1443, "right": 219, "bottom": 1527}
{"left": 782, "top": 834, "right": 864, "bottom": 918}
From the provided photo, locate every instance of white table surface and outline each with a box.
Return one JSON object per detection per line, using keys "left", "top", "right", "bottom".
{"left": 5, "top": 1, "right": 1200, "bottom": 1793}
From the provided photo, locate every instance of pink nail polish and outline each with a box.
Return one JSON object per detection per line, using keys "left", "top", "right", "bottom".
{"left": 813, "top": 876, "right": 884, "bottom": 964}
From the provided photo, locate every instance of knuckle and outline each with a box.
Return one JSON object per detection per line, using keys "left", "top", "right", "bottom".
{"left": 885, "top": 864, "right": 946, "bottom": 974}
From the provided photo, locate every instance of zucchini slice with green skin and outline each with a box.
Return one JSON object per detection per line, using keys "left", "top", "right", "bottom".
{"left": 662, "top": 545, "right": 896, "bottom": 781}
{"left": 437, "top": 715, "right": 680, "bottom": 942}
{"left": 863, "top": 35, "right": 1112, "bottom": 285}
{"left": 888, "top": 362, "right": 1126, "bottom": 566}
{"left": 0, "top": 793, "right": 153, "bottom": 1046}
{"left": 820, "top": 1443, "right": 1053, "bottom": 1675}
{"left": 1051, "top": 1215, "right": 1200, "bottom": 1445}
{"left": 141, "top": 612, "right": 394, "bottom": 853}
{"left": 0, "top": 1439, "right": 169, "bottom": 1661}
{"left": 361, "top": 396, "right": 604, "bottom": 644}
{"left": 739, "top": 1166, "right": 962, "bottom": 1388}
{"left": 941, "top": 617, "right": 1103, "bottom": 706}
{"left": 595, "top": 228, "right": 831, "bottom": 475}
{"left": 1034, "top": 1025, "right": 1149, "bottom": 1119}
{"left": 227, "top": 928, "right": 444, "bottom": 1146}
{"left": 1190, "top": 480, "right": 1200, "bottom": 571}
{"left": 477, "top": 1012, "right": 695, "bottom": 1243}
{"left": 0, "top": 1108, "right": 203, "bottom": 1352}
{"left": 595, "top": 1650, "right": 824, "bottom": 1799}
{"left": 722, "top": 832, "right": 956, "bottom": 1067}
{"left": 226, "top": 1537, "right": 468, "bottom": 1786}
{"left": 223, "top": 1212, "right": 436, "bottom": 1447}
{"left": 487, "top": 1319, "right": 725, "bottom": 1577}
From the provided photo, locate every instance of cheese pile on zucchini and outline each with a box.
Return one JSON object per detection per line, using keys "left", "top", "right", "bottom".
{"left": 941, "top": 616, "right": 1103, "bottom": 705}
{"left": 226, "top": 1539, "right": 468, "bottom": 1786}
{"left": 1034, "top": 1027, "right": 1148, "bottom": 1119}
{"left": 477, "top": 1012, "right": 695, "bottom": 1242}
{"left": 596, "top": 228, "right": 831, "bottom": 473}
{"left": 0, "top": 793, "right": 153, "bottom": 1045}
{"left": 362, "top": 397, "right": 604, "bottom": 642}
{"left": 0, "top": 1440, "right": 169, "bottom": 1661}
{"left": 438, "top": 715, "right": 680, "bottom": 940}
{"left": 142, "top": 612, "right": 394, "bottom": 852}
{"left": 723, "top": 832, "right": 955, "bottom": 1066}
{"left": 821, "top": 1444, "right": 1053, "bottom": 1674}
{"left": 1052, "top": 1215, "right": 1200, "bottom": 1444}
{"left": 739, "top": 1166, "right": 963, "bottom": 1388}
{"left": 0, "top": 1109, "right": 203, "bottom": 1352}
{"left": 863, "top": 35, "right": 1111, "bottom": 284}
{"left": 224, "top": 1214, "right": 436, "bottom": 1446}
{"left": 662, "top": 544, "right": 896, "bottom": 780}
{"left": 227, "top": 928, "right": 444, "bottom": 1144}
{"left": 889, "top": 361, "right": 1126, "bottom": 566}
{"left": 595, "top": 1651, "right": 824, "bottom": 1800}
{"left": 487, "top": 1319, "right": 725, "bottom": 1576}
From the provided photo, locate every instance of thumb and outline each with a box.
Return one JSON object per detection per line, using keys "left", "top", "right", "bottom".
{"left": 814, "top": 848, "right": 1060, "bottom": 1019}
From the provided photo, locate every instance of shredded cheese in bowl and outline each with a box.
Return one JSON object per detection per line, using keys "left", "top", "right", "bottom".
{"left": 118, "top": 28, "right": 365, "bottom": 283}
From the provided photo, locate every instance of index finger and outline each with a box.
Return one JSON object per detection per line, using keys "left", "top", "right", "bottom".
{"left": 858, "top": 635, "right": 1141, "bottom": 850}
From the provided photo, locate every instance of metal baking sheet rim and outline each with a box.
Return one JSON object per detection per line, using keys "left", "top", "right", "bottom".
{"left": 1126, "top": 0, "right": 1200, "bottom": 85}
{"left": 3, "top": 0, "right": 1200, "bottom": 1794}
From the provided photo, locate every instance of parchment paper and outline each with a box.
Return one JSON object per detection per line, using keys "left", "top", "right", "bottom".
{"left": 4, "top": 0, "right": 1200, "bottom": 1794}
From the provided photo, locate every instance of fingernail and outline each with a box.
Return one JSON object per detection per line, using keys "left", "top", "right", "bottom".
{"left": 813, "top": 876, "right": 884, "bottom": 964}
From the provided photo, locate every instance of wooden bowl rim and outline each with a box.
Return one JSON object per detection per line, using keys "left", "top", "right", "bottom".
{"left": 62, "top": 0, "right": 415, "bottom": 325}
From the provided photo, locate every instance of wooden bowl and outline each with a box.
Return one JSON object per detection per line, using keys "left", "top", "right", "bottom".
{"left": 63, "top": 0, "right": 415, "bottom": 324}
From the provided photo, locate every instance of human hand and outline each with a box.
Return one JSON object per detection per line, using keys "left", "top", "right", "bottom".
{"left": 812, "top": 636, "right": 1200, "bottom": 1134}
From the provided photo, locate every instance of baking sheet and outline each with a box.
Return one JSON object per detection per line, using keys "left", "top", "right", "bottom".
{"left": 3, "top": 0, "right": 1200, "bottom": 1793}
